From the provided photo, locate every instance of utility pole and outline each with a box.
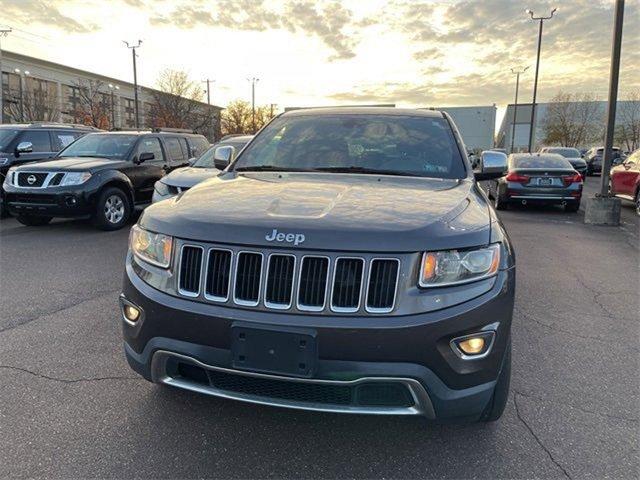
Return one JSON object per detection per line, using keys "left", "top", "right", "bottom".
{"left": 510, "top": 66, "right": 529, "bottom": 153}
{"left": 123, "top": 40, "right": 142, "bottom": 129}
{"left": 247, "top": 77, "right": 259, "bottom": 132}
{"left": 202, "top": 78, "right": 215, "bottom": 105}
{"left": 525, "top": 8, "right": 557, "bottom": 153}
{"left": 0, "top": 27, "right": 12, "bottom": 124}
{"left": 600, "top": 0, "right": 625, "bottom": 198}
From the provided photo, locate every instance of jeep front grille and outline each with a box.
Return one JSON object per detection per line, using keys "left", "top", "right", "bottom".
{"left": 175, "top": 245, "right": 400, "bottom": 314}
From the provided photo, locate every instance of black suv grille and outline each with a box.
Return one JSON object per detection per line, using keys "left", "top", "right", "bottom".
{"left": 234, "top": 252, "right": 263, "bottom": 304}
{"left": 265, "top": 255, "right": 295, "bottom": 307}
{"left": 17, "top": 172, "right": 48, "bottom": 187}
{"left": 366, "top": 259, "right": 399, "bottom": 312}
{"left": 179, "top": 246, "right": 203, "bottom": 295}
{"left": 331, "top": 258, "right": 364, "bottom": 311}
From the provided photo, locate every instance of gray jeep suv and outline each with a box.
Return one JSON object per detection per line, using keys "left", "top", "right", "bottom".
{"left": 120, "top": 108, "right": 515, "bottom": 423}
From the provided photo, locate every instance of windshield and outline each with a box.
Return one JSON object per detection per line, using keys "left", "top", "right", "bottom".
{"left": 0, "top": 129, "right": 19, "bottom": 151}
{"left": 59, "top": 133, "right": 137, "bottom": 160}
{"left": 512, "top": 155, "right": 572, "bottom": 169}
{"left": 547, "top": 147, "right": 580, "bottom": 158}
{"left": 233, "top": 114, "right": 466, "bottom": 179}
{"left": 193, "top": 140, "right": 250, "bottom": 168}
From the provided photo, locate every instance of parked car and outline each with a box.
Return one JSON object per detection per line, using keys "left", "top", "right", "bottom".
{"left": 152, "top": 135, "right": 253, "bottom": 203}
{"left": 486, "top": 153, "right": 583, "bottom": 212}
{"left": 0, "top": 122, "right": 98, "bottom": 216}
{"left": 3, "top": 129, "right": 209, "bottom": 230}
{"left": 609, "top": 148, "right": 640, "bottom": 215}
{"left": 120, "top": 107, "right": 515, "bottom": 423}
{"left": 539, "top": 146, "right": 588, "bottom": 178}
{"left": 584, "top": 146, "right": 623, "bottom": 175}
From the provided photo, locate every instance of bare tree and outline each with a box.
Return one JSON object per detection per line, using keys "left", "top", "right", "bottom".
{"left": 148, "top": 69, "right": 216, "bottom": 133}
{"left": 221, "top": 101, "right": 276, "bottom": 136}
{"left": 5, "top": 78, "right": 59, "bottom": 122}
{"left": 541, "top": 92, "right": 603, "bottom": 147}
{"left": 615, "top": 90, "right": 640, "bottom": 152}
{"left": 71, "top": 79, "right": 111, "bottom": 129}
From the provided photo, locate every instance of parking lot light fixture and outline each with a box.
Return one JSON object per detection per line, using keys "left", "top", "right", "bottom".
{"left": 526, "top": 7, "right": 558, "bottom": 153}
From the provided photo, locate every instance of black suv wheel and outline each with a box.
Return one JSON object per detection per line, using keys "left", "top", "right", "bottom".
{"left": 16, "top": 215, "right": 52, "bottom": 226}
{"left": 93, "top": 187, "right": 131, "bottom": 231}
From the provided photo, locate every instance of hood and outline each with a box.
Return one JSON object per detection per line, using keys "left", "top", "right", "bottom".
{"left": 161, "top": 166, "right": 220, "bottom": 189}
{"left": 13, "top": 157, "right": 128, "bottom": 172}
{"left": 140, "top": 172, "right": 492, "bottom": 253}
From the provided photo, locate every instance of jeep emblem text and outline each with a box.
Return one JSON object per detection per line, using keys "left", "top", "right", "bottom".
{"left": 265, "top": 229, "right": 305, "bottom": 246}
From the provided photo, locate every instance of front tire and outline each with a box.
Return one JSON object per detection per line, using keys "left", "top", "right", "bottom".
{"left": 635, "top": 190, "right": 640, "bottom": 217}
{"left": 92, "top": 187, "right": 131, "bottom": 231}
{"left": 494, "top": 192, "right": 508, "bottom": 210}
{"left": 565, "top": 201, "right": 580, "bottom": 213}
{"left": 480, "top": 338, "right": 511, "bottom": 422}
{"left": 16, "top": 215, "right": 52, "bottom": 226}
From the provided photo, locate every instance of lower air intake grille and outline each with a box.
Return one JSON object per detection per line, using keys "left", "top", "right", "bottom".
{"left": 179, "top": 246, "right": 203, "bottom": 296}
{"left": 332, "top": 258, "right": 364, "bottom": 311}
{"left": 265, "top": 255, "right": 295, "bottom": 307}
{"left": 366, "top": 259, "right": 399, "bottom": 312}
{"left": 298, "top": 256, "right": 329, "bottom": 310}
{"left": 205, "top": 249, "right": 232, "bottom": 300}
{"left": 234, "top": 252, "right": 263, "bottom": 305}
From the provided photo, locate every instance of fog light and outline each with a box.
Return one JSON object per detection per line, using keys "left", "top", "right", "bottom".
{"left": 123, "top": 305, "right": 140, "bottom": 322}
{"left": 451, "top": 331, "right": 495, "bottom": 359}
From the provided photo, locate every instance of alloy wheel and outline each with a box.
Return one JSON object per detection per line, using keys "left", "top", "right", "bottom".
{"left": 104, "top": 195, "right": 125, "bottom": 224}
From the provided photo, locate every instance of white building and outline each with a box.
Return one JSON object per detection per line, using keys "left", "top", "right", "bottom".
{"left": 427, "top": 105, "right": 497, "bottom": 151}
{"left": 1, "top": 50, "right": 222, "bottom": 140}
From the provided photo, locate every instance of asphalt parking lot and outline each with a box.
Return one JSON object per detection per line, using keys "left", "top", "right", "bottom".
{"left": 0, "top": 176, "right": 638, "bottom": 479}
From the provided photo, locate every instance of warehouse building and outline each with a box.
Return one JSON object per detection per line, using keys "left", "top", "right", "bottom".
{"left": 0, "top": 51, "right": 222, "bottom": 140}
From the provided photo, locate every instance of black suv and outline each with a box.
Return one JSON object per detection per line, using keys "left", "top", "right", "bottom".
{"left": 0, "top": 122, "right": 98, "bottom": 216}
{"left": 120, "top": 108, "right": 515, "bottom": 423}
{"left": 3, "top": 129, "right": 209, "bottom": 230}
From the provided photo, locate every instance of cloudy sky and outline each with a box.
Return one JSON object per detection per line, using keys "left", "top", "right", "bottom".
{"left": 1, "top": 0, "right": 638, "bottom": 115}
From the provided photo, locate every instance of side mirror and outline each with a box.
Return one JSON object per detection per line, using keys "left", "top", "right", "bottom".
{"left": 136, "top": 152, "right": 155, "bottom": 164}
{"left": 213, "top": 145, "right": 235, "bottom": 170}
{"left": 16, "top": 141, "right": 33, "bottom": 155}
{"left": 474, "top": 151, "right": 508, "bottom": 181}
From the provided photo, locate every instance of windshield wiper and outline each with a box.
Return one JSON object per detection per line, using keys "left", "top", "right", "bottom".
{"left": 234, "top": 165, "right": 315, "bottom": 172}
{"left": 312, "top": 166, "right": 422, "bottom": 177}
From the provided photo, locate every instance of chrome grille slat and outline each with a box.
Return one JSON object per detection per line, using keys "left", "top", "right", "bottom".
{"left": 265, "top": 254, "right": 295, "bottom": 309}
{"left": 178, "top": 245, "right": 203, "bottom": 297}
{"left": 234, "top": 252, "right": 263, "bottom": 306}
{"left": 297, "top": 256, "right": 329, "bottom": 311}
{"left": 331, "top": 258, "right": 364, "bottom": 313}
{"left": 204, "top": 249, "right": 232, "bottom": 302}
{"left": 366, "top": 259, "right": 400, "bottom": 313}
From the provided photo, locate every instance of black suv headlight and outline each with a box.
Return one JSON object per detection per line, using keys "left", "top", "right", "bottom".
{"left": 419, "top": 244, "right": 500, "bottom": 287}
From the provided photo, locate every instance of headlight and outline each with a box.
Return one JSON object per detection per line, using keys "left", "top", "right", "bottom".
{"left": 4, "top": 167, "right": 16, "bottom": 186}
{"left": 0, "top": 158, "right": 9, "bottom": 166}
{"left": 129, "top": 225, "right": 173, "bottom": 268}
{"left": 154, "top": 180, "right": 170, "bottom": 196}
{"left": 419, "top": 244, "right": 500, "bottom": 287}
{"left": 60, "top": 172, "right": 91, "bottom": 186}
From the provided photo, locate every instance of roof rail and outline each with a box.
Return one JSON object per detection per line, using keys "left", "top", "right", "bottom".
{"left": 26, "top": 122, "right": 101, "bottom": 130}
{"left": 152, "top": 127, "right": 197, "bottom": 134}
{"left": 109, "top": 127, "right": 152, "bottom": 132}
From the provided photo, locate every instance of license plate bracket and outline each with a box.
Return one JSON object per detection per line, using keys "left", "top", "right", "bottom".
{"left": 231, "top": 323, "right": 317, "bottom": 378}
{"left": 537, "top": 177, "right": 553, "bottom": 186}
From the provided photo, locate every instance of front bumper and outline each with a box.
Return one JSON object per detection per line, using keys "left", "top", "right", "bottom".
{"left": 4, "top": 184, "right": 96, "bottom": 217}
{"left": 121, "top": 260, "right": 515, "bottom": 420}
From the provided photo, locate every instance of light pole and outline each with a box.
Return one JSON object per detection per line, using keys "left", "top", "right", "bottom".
{"left": 202, "top": 78, "right": 215, "bottom": 105}
{"left": 247, "top": 77, "right": 259, "bottom": 132}
{"left": 0, "top": 27, "right": 11, "bottom": 124}
{"left": 123, "top": 40, "right": 142, "bottom": 129}
{"left": 525, "top": 7, "right": 557, "bottom": 153}
{"left": 108, "top": 83, "right": 120, "bottom": 129}
{"left": 510, "top": 66, "right": 529, "bottom": 153}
